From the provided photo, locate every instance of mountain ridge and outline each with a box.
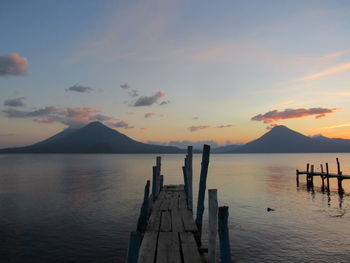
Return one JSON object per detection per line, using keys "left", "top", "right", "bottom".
{"left": 0, "top": 121, "right": 184, "bottom": 153}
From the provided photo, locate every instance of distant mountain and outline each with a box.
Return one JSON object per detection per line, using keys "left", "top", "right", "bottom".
{"left": 226, "top": 125, "right": 350, "bottom": 153}
{"left": 0, "top": 122, "right": 183, "bottom": 154}
{"left": 212, "top": 144, "right": 242, "bottom": 153}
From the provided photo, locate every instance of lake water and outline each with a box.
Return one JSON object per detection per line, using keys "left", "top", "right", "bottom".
{"left": 0, "top": 153, "right": 350, "bottom": 262}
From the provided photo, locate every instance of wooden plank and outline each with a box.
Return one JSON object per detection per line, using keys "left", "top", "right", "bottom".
{"left": 179, "top": 192, "right": 187, "bottom": 209}
{"left": 161, "top": 211, "right": 172, "bottom": 232}
{"left": 156, "top": 232, "right": 181, "bottom": 263}
{"left": 160, "top": 199, "right": 171, "bottom": 211}
{"left": 147, "top": 210, "right": 161, "bottom": 231}
{"left": 179, "top": 232, "right": 202, "bottom": 263}
{"left": 171, "top": 209, "right": 184, "bottom": 232}
{"left": 181, "top": 209, "right": 198, "bottom": 232}
{"left": 138, "top": 232, "right": 158, "bottom": 263}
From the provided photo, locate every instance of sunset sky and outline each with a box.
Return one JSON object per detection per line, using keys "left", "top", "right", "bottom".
{"left": 1, "top": 0, "right": 350, "bottom": 148}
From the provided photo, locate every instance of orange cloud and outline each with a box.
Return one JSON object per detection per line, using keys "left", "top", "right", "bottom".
{"left": 144, "top": 112, "right": 155, "bottom": 118}
{"left": 252, "top": 107, "right": 337, "bottom": 123}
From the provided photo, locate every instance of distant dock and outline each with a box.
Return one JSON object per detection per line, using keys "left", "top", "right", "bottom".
{"left": 126, "top": 145, "right": 232, "bottom": 263}
{"left": 296, "top": 157, "right": 350, "bottom": 192}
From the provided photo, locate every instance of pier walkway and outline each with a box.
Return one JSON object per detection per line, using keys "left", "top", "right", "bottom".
{"left": 138, "top": 185, "right": 202, "bottom": 263}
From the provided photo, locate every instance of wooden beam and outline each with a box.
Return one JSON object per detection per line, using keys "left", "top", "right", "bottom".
{"left": 195, "top": 144, "right": 211, "bottom": 240}
{"left": 208, "top": 189, "right": 218, "bottom": 263}
{"left": 218, "top": 206, "right": 232, "bottom": 263}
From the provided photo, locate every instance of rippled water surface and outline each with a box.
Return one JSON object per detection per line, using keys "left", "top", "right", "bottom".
{"left": 0, "top": 153, "right": 350, "bottom": 262}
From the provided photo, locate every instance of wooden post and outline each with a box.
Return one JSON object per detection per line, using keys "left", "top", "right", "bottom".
{"left": 310, "top": 165, "right": 314, "bottom": 185}
{"left": 208, "top": 189, "right": 218, "bottom": 263}
{"left": 306, "top": 163, "right": 310, "bottom": 183}
{"left": 186, "top": 146, "right": 193, "bottom": 210}
{"left": 195, "top": 144, "right": 211, "bottom": 237}
{"left": 326, "top": 162, "right": 330, "bottom": 191}
{"left": 182, "top": 165, "right": 188, "bottom": 200}
{"left": 218, "top": 206, "right": 232, "bottom": 263}
{"left": 137, "top": 180, "right": 150, "bottom": 233}
{"left": 156, "top": 156, "right": 161, "bottom": 195}
{"left": 320, "top": 164, "right": 325, "bottom": 190}
{"left": 159, "top": 175, "right": 164, "bottom": 190}
{"left": 152, "top": 166, "right": 157, "bottom": 201}
{"left": 126, "top": 231, "right": 142, "bottom": 263}
{"left": 296, "top": 169, "right": 299, "bottom": 185}
{"left": 336, "top": 158, "right": 343, "bottom": 192}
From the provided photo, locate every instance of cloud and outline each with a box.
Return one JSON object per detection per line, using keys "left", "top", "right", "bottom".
{"left": 0, "top": 53, "right": 28, "bottom": 76}
{"left": 120, "top": 83, "right": 139, "bottom": 97}
{"left": 133, "top": 91, "right": 165, "bottom": 106}
{"left": 296, "top": 62, "right": 350, "bottom": 82}
{"left": 251, "top": 107, "right": 337, "bottom": 123}
{"left": 188, "top": 125, "right": 210, "bottom": 132}
{"left": 144, "top": 112, "right": 155, "bottom": 118}
{"left": 3, "top": 106, "right": 57, "bottom": 118}
{"left": 216, "top": 124, "right": 233, "bottom": 128}
{"left": 0, "top": 133, "right": 15, "bottom": 137}
{"left": 160, "top": 100, "right": 170, "bottom": 106}
{"left": 66, "top": 84, "right": 93, "bottom": 93}
{"left": 4, "top": 97, "right": 26, "bottom": 107}
{"left": 114, "top": 120, "right": 134, "bottom": 129}
{"left": 2, "top": 106, "right": 117, "bottom": 128}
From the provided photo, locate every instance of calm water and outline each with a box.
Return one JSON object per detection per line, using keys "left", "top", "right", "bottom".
{"left": 0, "top": 153, "right": 350, "bottom": 262}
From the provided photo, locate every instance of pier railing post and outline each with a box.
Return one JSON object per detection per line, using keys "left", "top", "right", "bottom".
{"left": 126, "top": 231, "right": 142, "bottom": 263}
{"left": 296, "top": 169, "right": 299, "bottom": 186}
{"left": 186, "top": 146, "right": 193, "bottom": 210}
{"left": 137, "top": 180, "right": 150, "bottom": 233}
{"left": 195, "top": 144, "right": 211, "bottom": 240}
{"left": 320, "top": 164, "right": 325, "bottom": 190}
{"left": 156, "top": 156, "right": 161, "bottom": 195}
{"left": 218, "top": 206, "right": 232, "bottom": 263}
{"left": 208, "top": 189, "right": 218, "bottom": 263}
{"left": 152, "top": 166, "right": 157, "bottom": 201}
{"left": 336, "top": 158, "right": 343, "bottom": 192}
{"left": 182, "top": 164, "right": 188, "bottom": 199}
{"left": 159, "top": 175, "right": 164, "bottom": 190}
{"left": 326, "top": 163, "right": 330, "bottom": 191}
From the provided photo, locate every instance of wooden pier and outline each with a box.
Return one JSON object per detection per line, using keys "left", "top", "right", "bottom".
{"left": 126, "top": 145, "right": 232, "bottom": 263}
{"left": 296, "top": 158, "right": 350, "bottom": 192}
{"left": 138, "top": 184, "right": 202, "bottom": 263}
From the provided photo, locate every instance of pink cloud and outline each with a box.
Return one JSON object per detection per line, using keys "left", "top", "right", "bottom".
{"left": 144, "top": 112, "right": 156, "bottom": 118}
{"left": 188, "top": 125, "right": 210, "bottom": 132}
{"left": 0, "top": 53, "right": 28, "bottom": 76}
{"left": 252, "top": 107, "right": 337, "bottom": 123}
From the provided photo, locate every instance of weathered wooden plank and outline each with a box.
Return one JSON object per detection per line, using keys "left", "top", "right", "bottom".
{"left": 138, "top": 232, "right": 158, "bottom": 263}
{"left": 179, "top": 232, "right": 202, "bottom": 263}
{"left": 146, "top": 210, "right": 161, "bottom": 231}
{"left": 171, "top": 209, "right": 184, "bottom": 232}
{"left": 161, "top": 211, "right": 172, "bottom": 232}
{"left": 178, "top": 191, "right": 187, "bottom": 209}
{"left": 160, "top": 199, "right": 171, "bottom": 211}
{"left": 156, "top": 232, "right": 181, "bottom": 263}
{"left": 181, "top": 209, "right": 198, "bottom": 232}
